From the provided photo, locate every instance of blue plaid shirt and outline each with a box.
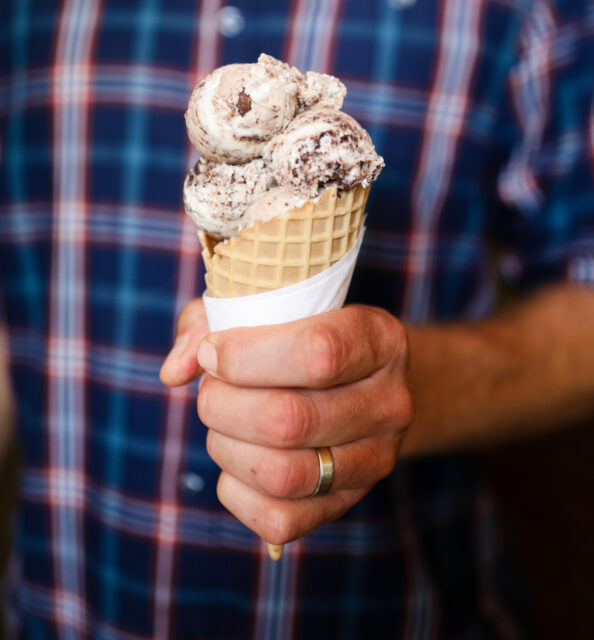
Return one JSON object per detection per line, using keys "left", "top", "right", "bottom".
{"left": 1, "top": 1, "right": 593, "bottom": 638}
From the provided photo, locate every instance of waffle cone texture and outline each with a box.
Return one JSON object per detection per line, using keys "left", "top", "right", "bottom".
{"left": 199, "top": 184, "right": 370, "bottom": 298}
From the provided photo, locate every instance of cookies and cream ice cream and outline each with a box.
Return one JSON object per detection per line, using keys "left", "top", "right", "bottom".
{"left": 183, "top": 53, "right": 383, "bottom": 241}
{"left": 185, "top": 54, "right": 346, "bottom": 164}
{"left": 263, "top": 108, "right": 384, "bottom": 201}
{"left": 242, "top": 187, "right": 305, "bottom": 229}
{"left": 183, "top": 157, "right": 275, "bottom": 239}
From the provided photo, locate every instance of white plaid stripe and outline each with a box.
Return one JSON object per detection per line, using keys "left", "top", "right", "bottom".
{"left": 48, "top": 1, "right": 102, "bottom": 637}
{"left": 286, "top": 0, "right": 343, "bottom": 73}
{"left": 498, "top": 0, "right": 556, "bottom": 211}
{"left": 197, "top": 0, "right": 224, "bottom": 81}
{"left": 254, "top": 539, "right": 304, "bottom": 640}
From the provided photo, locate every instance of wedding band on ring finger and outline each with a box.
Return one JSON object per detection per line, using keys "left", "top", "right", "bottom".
{"left": 312, "top": 446, "right": 334, "bottom": 497}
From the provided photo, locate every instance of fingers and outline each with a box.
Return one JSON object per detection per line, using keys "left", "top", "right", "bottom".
{"left": 206, "top": 429, "right": 400, "bottom": 500}
{"left": 217, "top": 471, "right": 367, "bottom": 545}
{"left": 189, "top": 303, "right": 412, "bottom": 544}
{"left": 198, "top": 372, "right": 413, "bottom": 448}
{"left": 197, "top": 305, "right": 407, "bottom": 389}
{"left": 160, "top": 298, "right": 209, "bottom": 387}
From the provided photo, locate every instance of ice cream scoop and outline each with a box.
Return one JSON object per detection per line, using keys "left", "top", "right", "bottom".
{"left": 263, "top": 107, "right": 385, "bottom": 201}
{"left": 185, "top": 55, "right": 301, "bottom": 164}
{"left": 185, "top": 54, "right": 347, "bottom": 164}
{"left": 183, "top": 157, "right": 275, "bottom": 239}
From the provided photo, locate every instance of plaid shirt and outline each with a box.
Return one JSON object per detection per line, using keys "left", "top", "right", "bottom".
{"left": 1, "top": 0, "right": 593, "bottom": 638}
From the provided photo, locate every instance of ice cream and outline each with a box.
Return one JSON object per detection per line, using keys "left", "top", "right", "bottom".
{"left": 185, "top": 53, "right": 347, "bottom": 164}
{"left": 243, "top": 187, "right": 305, "bottom": 228}
{"left": 299, "top": 70, "right": 347, "bottom": 111}
{"left": 185, "top": 57, "right": 300, "bottom": 164}
{"left": 183, "top": 157, "right": 275, "bottom": 239}
{"left": 263, "top": 107, "right": 384, "bottom": 201}
{"left": 183, "top": 54, "right": 382, "bottom": 242}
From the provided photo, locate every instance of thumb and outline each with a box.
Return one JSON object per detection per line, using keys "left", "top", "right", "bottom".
{"left": 160, "top": 297, "right": 209, "bottom": 387}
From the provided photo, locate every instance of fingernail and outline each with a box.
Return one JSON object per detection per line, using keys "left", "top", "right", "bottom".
{"left": 197, "top": 340, "right": 217, "bottom": 373}
{"left": 166, "top": 334, "right": 189, "bottom": 363}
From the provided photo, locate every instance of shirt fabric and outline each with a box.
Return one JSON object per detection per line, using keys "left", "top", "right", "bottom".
{"left": 1, "top": 0, "right": 593, "bottom": 638}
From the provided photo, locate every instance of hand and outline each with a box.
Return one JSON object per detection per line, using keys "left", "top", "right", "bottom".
{"left": 161, "top": 300, "right": 413, "bottom": 546}
{"left": 159, "top": 298, "right": 209, "bottom": 387}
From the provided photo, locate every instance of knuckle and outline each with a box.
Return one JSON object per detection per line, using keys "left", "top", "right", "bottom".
{"left": 370, "top": 306, "right": 407, "bottom": 349}
{"left": 267, "top": 391, "right": 313, "bottom": 447}
{"left": 332, "top": 492, "right": 351, "bottom": 520}
{"left": 388, "top": 315, "right": 409, "bottom": 358}
{"left": 346, "top": 305, "right": 371, "bottom": 333}
{"left": 265, "top": 453, "right": 308, "bottom": 499}
{"left": 306, "top": 323, "right": 345, "bottom": 384}
{"left": 378, "top": 386, "right": 414, "bottom": 430}
{"left": 215, "top": 472, "right": 224, "bottom": 499}
{"left": 265, "top": 508, "right": 298, "bottom": 546}
{"left": 376, "top": 446, "right": 398, "bottom": 480}
{"left": 205, "top": 429, "right": 216, "bottom": 460}
{"left": 399, "top": 389, "right": 415, "bottom": 426}
{"left": 351, "top": 305, "right": 399, "bottom": 370}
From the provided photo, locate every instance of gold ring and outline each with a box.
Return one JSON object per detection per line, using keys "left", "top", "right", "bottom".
{"left": 312, "top": 446, "right": 334, "bottom": 497}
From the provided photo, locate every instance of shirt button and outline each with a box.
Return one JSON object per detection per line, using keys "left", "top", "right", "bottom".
{"left": 217, "top": 6, "right": 245, "bottom": 38}
{"left": 179, "top": 472, "right": 205, "bottom": 494}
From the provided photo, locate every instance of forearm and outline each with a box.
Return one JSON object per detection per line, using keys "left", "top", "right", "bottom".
{"left": 401, "top": 284, "right": 594, "bottom": 457}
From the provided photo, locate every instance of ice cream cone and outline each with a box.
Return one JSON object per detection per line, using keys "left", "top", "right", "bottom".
{"left": 198, "top": 183, "right": 370, "bottom": 560}
{"left": 266, "top": 543, "right": 284, "bottom": 561}
{"left": 198, "top": 184, "right": 370, "bottom": 298}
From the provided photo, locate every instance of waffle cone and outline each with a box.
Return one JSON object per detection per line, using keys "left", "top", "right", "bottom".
{"left": 198, "top": 184, "right": 370, "bottom": 298}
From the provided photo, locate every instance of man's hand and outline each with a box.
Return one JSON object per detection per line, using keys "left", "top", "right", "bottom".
{"left": 159, "top": 298, "right": 210, "bottom": 387}
{"left": 160, "top": 300, "right": 413, "bottom": 546}
{"left": 159, "top": 286, "right": 594, "bottom": 543}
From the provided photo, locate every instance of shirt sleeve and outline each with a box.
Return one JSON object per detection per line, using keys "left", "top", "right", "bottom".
{"left": 495, "top": 0, "right": 594, "bottom": 292}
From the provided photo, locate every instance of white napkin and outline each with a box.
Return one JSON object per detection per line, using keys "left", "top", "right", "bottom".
{"left": 203, "top": 227, "right": 365, "bottom": 332}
